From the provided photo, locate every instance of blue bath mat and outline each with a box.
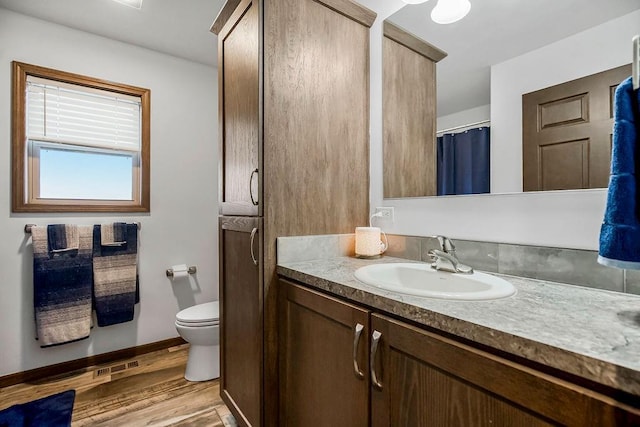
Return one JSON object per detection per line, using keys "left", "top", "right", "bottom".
{"left": 0, "top": 390, "right": 75, "bottom": 427}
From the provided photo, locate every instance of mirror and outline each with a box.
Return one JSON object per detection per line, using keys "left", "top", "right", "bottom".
{"left": 384, "top": 0, "right": 640, "bottom": 197}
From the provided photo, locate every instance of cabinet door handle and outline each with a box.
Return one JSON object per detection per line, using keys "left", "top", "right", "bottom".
{"left": 249, "top": 168, "right": 259, "bottom": 206}
{"left": 370, "top": 330, "right": 383, "bottom": 390}
{"left": 352, "top": 323, "right": 365, "bottom": 379}
{"left": 250, "top": 227, "right": 258, "bottom": 265}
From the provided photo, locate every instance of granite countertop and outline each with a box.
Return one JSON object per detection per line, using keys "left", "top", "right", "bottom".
{"left": 277, "top": 255, "right": 640, "bottom": 397}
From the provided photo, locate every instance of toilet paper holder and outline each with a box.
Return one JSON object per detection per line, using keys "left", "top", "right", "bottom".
{"left": 166, "top": 266, "right": 197, "bottom": 278}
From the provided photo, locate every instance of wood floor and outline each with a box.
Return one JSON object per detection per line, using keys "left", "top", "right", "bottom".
{"left": 0, "top": 344, "right": 235, "bottom": 426}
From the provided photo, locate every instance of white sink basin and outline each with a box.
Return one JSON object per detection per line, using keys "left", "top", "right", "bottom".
{"left": 354, "top": 263, "right": 516, "bottom": 301}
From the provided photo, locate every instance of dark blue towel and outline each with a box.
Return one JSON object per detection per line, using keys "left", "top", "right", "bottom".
{"left": 32, "top": 226, "right": 93, "bottom": 347}
{"left": 92, "top": 224, "right": 139, "bottom": 327}
{"left": 598, "top": 77, "right": 640, "bottom": 269}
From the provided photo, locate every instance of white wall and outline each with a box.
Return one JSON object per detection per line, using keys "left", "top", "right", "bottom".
{"left": 363, "top": 0, "right": 406, "bottom": 226}
{"left": 436, "top": 104, "right": 490, "bottom": 132}
{"left": 370, "top": 9, "right": 639, "bottom": 251}
{"left": 0, "top": 9, "right": 218, "bottom": 377}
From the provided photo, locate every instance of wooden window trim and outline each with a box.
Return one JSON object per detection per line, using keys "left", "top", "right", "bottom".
{"left": 11, "top": 61, "right": 151, "bottom": 213}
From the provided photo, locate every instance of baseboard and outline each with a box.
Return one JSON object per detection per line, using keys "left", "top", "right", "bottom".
{"left": 0, "top": 337, "right": 187, "bottom": 388}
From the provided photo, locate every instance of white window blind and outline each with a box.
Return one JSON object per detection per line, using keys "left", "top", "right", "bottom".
{"left": 26, "top": 76, "right": 141, "bottom": 152}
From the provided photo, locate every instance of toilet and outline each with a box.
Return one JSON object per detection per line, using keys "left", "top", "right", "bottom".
{"left": 175, "top": 301, "right": 220, "bottom": 382}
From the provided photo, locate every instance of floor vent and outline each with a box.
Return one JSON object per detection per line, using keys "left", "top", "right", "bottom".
{"left": 95, "top": 368, "right": 110, "bottom": 378}
{"left": 110, "top": 363, "right": 126, "bottom": 373}
{"left": 94, "top": 359, "right": 140, "bottom": 378}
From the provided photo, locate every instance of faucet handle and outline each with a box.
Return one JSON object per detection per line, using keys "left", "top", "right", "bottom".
{"left": 429, "top": 249, "right": 458, "bottom": 267}
{"left": 428, "top": 249, "right": 474, "bottom": 274}
{"left": 431, "top": 235, "right": 456, "bottom": 253}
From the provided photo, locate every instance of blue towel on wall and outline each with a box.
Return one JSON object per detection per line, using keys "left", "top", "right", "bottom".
{"left": 32, "top": 225, "right": 93, "bottom": 347}
{"left": 92, "top": 224, "right": 139, "bottom": 326}
{"left": 598, "top": 77, "right": 640, "bottom": 270}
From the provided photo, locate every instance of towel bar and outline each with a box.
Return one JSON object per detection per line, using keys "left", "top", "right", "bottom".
{"left": 24, "top": 222, "right": 141, "bottom": 234}
{"left": 633, "top": 35, "right": 639, "bottom": 90}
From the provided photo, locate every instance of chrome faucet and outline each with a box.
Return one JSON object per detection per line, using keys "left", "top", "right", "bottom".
{"left": 434, "top": 235, "right": 457, "bottom": 257}
{"left": 429, "top": 236, "right": 473, "bottom": 274}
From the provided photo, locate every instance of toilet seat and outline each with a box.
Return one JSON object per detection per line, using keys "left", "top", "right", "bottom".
{"left": 175, "top": 319, "right": 219, "bottom": 328}
{"left": 176, "top": 301, "right": 219, "bottom": 325}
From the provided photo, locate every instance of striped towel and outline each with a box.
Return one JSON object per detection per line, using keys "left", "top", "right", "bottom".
{"left": 47, "top": 224, "right": 79, "bottom": 253}
{"left": 100, "top": 222, "right": 127, "bottom": 246}
{"left": 93, "top": 224, "right": 139, "bottom": 326}
{"left": 32, "top": 225, "right": 93, "bottom": 347}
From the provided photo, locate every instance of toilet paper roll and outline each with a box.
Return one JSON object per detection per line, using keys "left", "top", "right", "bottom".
{"left": 171, "top": 264, "right": 189, "bottom": 279}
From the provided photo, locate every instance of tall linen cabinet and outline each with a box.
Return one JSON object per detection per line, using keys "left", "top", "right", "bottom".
{"left": 212, "top": 1, "right": 376, "bottom": 426}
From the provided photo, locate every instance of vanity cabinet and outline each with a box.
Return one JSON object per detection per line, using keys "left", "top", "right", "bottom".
{"left": 279, "top": 279, "right": 370, "bottom": 427}
{"left": 213, "top": 0, "right": 375, "bottom": 425}
{"left": 279, "top": 279, "right": 640, "bottom": 426}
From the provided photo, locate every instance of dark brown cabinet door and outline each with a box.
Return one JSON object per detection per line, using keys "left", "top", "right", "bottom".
{"left": 278, "top": 280, "right": 370, "bottom": 427}
{"left": 218, "top": 0, "right": 261, "bottom": 216}
{"left": 522, "top": 64, "right": 631, "bottom": 191}
{"left": 219, "top": 216, "right": 263, "bottom": 426}
{"left": 370, "top": 313, "right": 640, "bottom": 427}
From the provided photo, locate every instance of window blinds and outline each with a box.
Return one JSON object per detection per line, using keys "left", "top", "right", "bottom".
{"left": 26, "top": 76, "right": 141, "bottom": 152}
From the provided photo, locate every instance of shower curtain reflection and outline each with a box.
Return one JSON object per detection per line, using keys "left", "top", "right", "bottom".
{"left": 437, "top": 127, "right": 490, "bottom": 195}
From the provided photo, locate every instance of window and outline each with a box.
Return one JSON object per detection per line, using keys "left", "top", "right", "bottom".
{"left": 12, "top": 62, "right": 150, "bottom": 212}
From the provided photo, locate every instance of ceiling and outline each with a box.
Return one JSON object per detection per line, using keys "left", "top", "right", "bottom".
{"left": 2, "top": 0, "right": 638, "bottom": 117}
{"left": 0, "top": 0, "right": 225, "bottom": 67}
{"left": 389, "top": 0, "right": 640, "bottom": 117}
